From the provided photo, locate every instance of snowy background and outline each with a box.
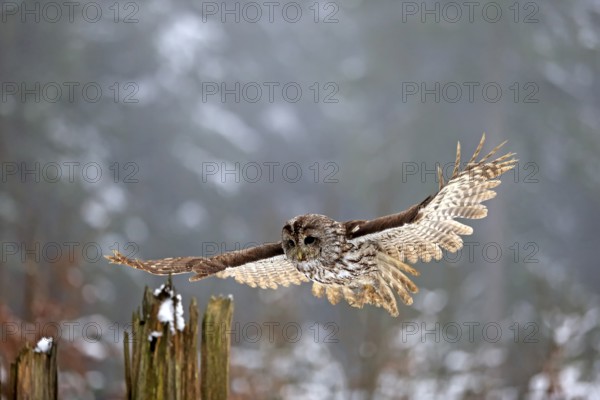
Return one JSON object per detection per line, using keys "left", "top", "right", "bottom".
{"left": 1, "top": 0, "right": 600, "bottom": 398}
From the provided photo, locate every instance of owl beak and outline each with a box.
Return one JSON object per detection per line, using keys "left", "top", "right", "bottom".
{"left": 296, "top": 248, "right": 304, "bottom": 261}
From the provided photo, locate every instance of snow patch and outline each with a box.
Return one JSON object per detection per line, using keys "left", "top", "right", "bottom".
{"left": 148, "top": 331, "right": 163, "bottom": 341}
{"left": 155, "top": 285, "right": 185, "bottom": 333}
{"left": 34, "top": 337, "right": 53, "bottom": 353}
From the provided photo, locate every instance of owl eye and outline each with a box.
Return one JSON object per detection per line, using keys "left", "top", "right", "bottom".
{"left": 287, "top": 239, "right": 295, "bottom": 247}
{"left": 304, "top": 236, "right": 316, "bottom": 245}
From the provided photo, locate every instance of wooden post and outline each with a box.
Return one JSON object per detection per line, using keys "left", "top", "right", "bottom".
{"left": 9, "top": 340, "right": 58, "bottom": 400}
{"left": 124, "top": 279, "right": 200, "bottom": 400}
{"left": 201, "top": 296, "right": 234, "bottom": 400}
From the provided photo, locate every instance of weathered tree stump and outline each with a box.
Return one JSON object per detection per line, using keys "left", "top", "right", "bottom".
{"left": 201, "top": 296, "right": 234, "bottom": 400}
{"left": 9, "top": 339, "right": 57, "bottom": 400}
{"left": 124, "top": 280, "right": 200, "bottom": 400}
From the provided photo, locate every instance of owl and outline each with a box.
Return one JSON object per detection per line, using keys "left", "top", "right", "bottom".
{"left": 106, "top": 135, "right": 516, "bottom": 316}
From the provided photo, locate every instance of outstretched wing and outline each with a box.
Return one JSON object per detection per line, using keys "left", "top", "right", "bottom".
{"left": 353, "top": 134, "right": 517, "bottom": 260}
{"left": 214, "top": 255, "right": 309, "bottom": 289}
{"left": 105, "top": 242, "right": 309, "bottom": 289}
{"left": 324, "top": 134, "right": 517, "bottom": 315}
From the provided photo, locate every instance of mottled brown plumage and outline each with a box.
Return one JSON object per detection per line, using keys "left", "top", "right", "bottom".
{"left": 106, "top": 134, "right": 517, "bottom": 316}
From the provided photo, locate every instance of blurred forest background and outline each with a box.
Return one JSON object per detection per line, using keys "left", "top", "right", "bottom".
{"left": 1, "top": 0, "right": 599, "bottom": 398}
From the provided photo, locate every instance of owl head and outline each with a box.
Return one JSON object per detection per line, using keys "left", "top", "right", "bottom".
{"left": 281, "top": 213, "right": 345, "bottom": 264}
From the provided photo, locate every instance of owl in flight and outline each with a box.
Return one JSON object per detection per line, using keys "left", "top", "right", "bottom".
{"left": 107, "top": 135, "right": 516, "bottom": 316}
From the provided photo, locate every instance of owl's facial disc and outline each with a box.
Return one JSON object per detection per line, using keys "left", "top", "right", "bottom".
{"left": 282, "top": 223, "right": 320, "bottom": 263}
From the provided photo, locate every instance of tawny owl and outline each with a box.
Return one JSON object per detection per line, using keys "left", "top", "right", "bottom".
{"left": 106, "top": 135, "right": 516, "bottom": 316}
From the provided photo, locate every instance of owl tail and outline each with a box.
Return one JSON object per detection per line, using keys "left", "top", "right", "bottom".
{"left": 311, "top": 252, "right": 419, "bottom": 317}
